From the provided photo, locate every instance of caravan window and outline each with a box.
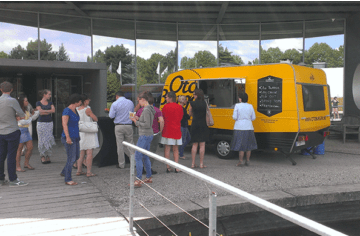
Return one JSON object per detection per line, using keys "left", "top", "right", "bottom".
{"left": 302, "top": 85, "right": 325, "bottom": 111}
{"left": 199, "top": 79, "right": 245, "bottom": 108}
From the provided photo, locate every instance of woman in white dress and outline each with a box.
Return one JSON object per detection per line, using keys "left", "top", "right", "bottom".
{"left": 75, "top": 94, "right": 99, "bottom": 177}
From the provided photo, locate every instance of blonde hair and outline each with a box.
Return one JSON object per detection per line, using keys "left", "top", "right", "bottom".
{"left": 178, "top": 95, "right": 187, "bottom": 104}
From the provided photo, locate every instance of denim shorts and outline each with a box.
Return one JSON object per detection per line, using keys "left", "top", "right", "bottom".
{"left": 19, "top": 127, "right": 32, "bottom": 144}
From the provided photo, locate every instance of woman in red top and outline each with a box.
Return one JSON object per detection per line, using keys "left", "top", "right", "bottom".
{"left": 160, "top": 91, "right": 183, "bottom": 173}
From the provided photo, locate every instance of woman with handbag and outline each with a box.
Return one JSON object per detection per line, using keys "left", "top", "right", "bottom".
{"left": 189, "top": 88, "right": 209, "bottom": 168}
{"left": 75, "top": 94, "right": 99, "bottom": 177}
{"left": 60, "top": 93, "right": 82, "bottom": 186}
{"left": 15, "top": 95, "right": 36, "bottom": 171}
{"left": 231, "top": 92, "right": 257, "bottom": 167}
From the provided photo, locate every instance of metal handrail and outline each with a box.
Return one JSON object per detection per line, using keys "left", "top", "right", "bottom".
{"left": 124, "top": 141, "right": 347, "bottom": 236}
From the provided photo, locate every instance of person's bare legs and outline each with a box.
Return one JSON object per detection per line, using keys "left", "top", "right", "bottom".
{"left": 199, "top": 142, "right": 206, "bottom": 168}
{"left": 16, "top": 143, "right": 25, "bottom": 172}
{"left": 23, "top": 140, "right": 34, "bottom": 169}
{"left": 172, "top": 145, "right": 180, "bottom": 171}
{"left": 191, "top": 142, "right": 198, "bottom": 167}
{"left": 86, "top": 149, "right": 95, "bottom": 176}
{"left": 164, "top": 145, "right": 172, "bottom": 170}
{"left": 236, "top": 151, "right": 245, "bottom": 166}
{"left": 77, "top": 150, "right": 86, "bottom": 174}
{"left": 245, "top": 151, "right": 251, "bottom": 166}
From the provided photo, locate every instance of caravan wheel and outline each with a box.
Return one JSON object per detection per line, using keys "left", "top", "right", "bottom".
{"left": 215, "top": 140, "right": 233, "bottom": 159}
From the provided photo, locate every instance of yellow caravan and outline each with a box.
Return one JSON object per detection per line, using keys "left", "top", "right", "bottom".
{"left": 160, "top": 64, "right": 331, "bottom": 164}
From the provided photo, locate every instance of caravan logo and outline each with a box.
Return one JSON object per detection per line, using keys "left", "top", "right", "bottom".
{"left": 310, "top": 74, "right": 315, "bottom": 81}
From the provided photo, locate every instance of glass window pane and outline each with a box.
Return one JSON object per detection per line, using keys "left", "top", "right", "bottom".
{"left": 137, "top": 39, "right": 177, "bottom": 84}
{"left": 39, "top": 14, "right": 91, "bottom": 62}
{"left": 305, "top": 19, "right": 345, "bottom": 114}
{"left": 0, "top": 10, "right": 38, "bottom": 60}
{"left": 92, "top": 19, "right": 135, "bottom": 102}
{"left": 220, "top": 23, "right": 260, "bottom": 65}
{"left": 261, "top": 22, "right": 303, "bottom": 64}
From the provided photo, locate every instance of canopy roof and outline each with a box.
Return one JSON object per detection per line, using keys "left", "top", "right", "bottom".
{"left": 0, "top": 1, "right": 357, "bottom": 40}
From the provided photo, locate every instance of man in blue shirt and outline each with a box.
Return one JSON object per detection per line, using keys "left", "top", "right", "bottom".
{"left": 109, "top": 91, "right": 135, "bottom": 168}
{"left": 0, "top": 81, "right": 28, "bottom": 187}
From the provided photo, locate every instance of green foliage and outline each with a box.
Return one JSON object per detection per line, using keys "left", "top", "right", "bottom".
{"left": 305, "top": 42, "right": 343, "bottom": 68}
{"left": 8, "top": 39, "right": 71, "bottom": 61}
{"left": 106, "top": 71, "right": 121, "bottom": 101}
{"left": 0, "top": 51, "right": 8, "bottom": 58}
{"left": 180, "top": 50, "right": 217, "bottom": 69}
{"left": 9, "top": 45, "right": 25, "bottom": 59}
{"left": 58, "top": 43, "right": 70, "bottom": 61}
{"left": 258, "top": 42, "right": 343, "bottom": 68}
{"left": 219, "top": 44, "right": 244, "bottom": 65}
{"left": 25, "top": 39, "right": 57, "bottom": 60}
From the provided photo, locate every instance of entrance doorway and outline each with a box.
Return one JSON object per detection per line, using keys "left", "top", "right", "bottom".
{"left": 51, "top": 75, "right": 83, "bottom": 138}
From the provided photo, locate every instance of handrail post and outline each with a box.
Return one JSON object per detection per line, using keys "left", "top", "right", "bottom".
{"left": 209, "top": 191, "right": 217, "bottom": 236}
{"left": 129, "top": 153, "right": 136, "bottom": 235}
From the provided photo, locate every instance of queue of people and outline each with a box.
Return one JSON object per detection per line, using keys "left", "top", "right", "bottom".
{"left": 0, "top": 80, "right": 257, "bottom": 188}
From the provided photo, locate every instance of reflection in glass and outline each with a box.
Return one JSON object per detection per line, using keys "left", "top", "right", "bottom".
{"left": 0, "top": 22, "right": 38, "bottom": 60}
{"left": 261, "top": 22, "right": 303, "bottom": 64}
{"left": 39, "top": 14, "right": 91, "bottom": 62}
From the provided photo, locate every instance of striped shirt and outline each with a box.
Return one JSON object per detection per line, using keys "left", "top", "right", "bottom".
{"left": 109, "top": 97, "right": 134, "bottom": 125}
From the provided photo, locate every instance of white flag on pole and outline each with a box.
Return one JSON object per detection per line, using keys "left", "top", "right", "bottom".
{"left": 161, "top": 66, "right": 168, "bottom": 77}
{"left": 108, "top": 63, "right": 112, "bottom": 73}
{"left": 116, "top": 61, "right": 121, "bottom": 75}
{"left": 156, "top": 62, "right": 160, "bottom": 74}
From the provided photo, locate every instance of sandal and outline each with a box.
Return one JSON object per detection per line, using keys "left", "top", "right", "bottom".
{"left": 175, "top": 169, "right": 182, "bottom": 173}
{"left": 65, "top": 181, "right": 78, "bottom": 186}
{"left": 41, "top": 157, "right": 47, "bottom": 164}
{"left": 86, "top": 173, "right": 97, "bottom": 177}
{"left": 180, "top": 156, "right": 186, "bottom": 160}
{"left": 236, "top": 161, "right": 244, "bottom": 167}
{"left": 143, "top": 177, "right": 152, "bottom": 183}
{"left": 199, "top": 164, "right": 207, "bottom": 168}
{"left": 76, "top": 171, "right": 86, "bottom": 176}
{"left": 166, "top": 168, "right": 173, "bottom": 173}
{"left": 245, "top": 161, "right": 250, "bottom": 166}
{"left": 72, "top": 164, "right": 77, "bottom": 169}
{"left": 16, "top": 168, "right": 26, "bottom": 172}
{"left": 191, "top": 164, "right": 198, "bottom": 168}
{"left": 134, "top": 180, "right": 142, "bottom": 188}
{"left": 24, "top": 165, "right": 35, "bottom": 170}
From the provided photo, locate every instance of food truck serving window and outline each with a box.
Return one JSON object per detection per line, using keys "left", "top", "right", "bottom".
{"left": 198, "top": 79, "right": 245, "bottom": 108}
{"left": 302, "top": 85, "right": 325, "bottom": 111}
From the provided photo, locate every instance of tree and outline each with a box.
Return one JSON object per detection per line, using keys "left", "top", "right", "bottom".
{"left": 0, "top": 51, "right": 8, "bottom": 59}
{"left": 232, "top": 55, "right": 244, "bottom": 65}
{"left": 180, "top": 50, "right": 216, "bottom": 69}
{"left": 25, "top": 39, "right": 57, "bottom": 60}
{"left": 103, "top": 44, "right": 133, "bottom": 84}
{"left": 106, "top": 71, "right": 121, "bottom": 101}
{"left": 261, "top": 47, "right": 283, "bottom": 64}
{"left": 305, "top": 42, "right": 343, "bottom": 68}
{"left": 9, "top": 45, "right": 25, "bottom": 59}
{"left": 57, "top": 43, "right": 70, "bottom": 61}
{"left": 282, "top": 49, "right": 302, "bottom": 64}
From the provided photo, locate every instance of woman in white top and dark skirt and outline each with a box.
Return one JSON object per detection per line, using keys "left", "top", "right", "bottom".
{"left": 230, "top": 92, "right": 257, "bottom": 167}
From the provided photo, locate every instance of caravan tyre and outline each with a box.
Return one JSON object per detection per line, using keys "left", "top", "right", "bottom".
{"left": 215, "top": 140, "right": 233, "bottom": 159}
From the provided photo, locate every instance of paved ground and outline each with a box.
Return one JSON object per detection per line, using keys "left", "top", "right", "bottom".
{"left": 1, "top": 134, "right": 359, "bottom": 235}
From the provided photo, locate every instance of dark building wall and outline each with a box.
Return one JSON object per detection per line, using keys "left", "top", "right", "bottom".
{"left": 345, "top": 13, "right": 360, "bottom": 116}
{"left": 84, "top": 69, "right": 107, "bottom": 118}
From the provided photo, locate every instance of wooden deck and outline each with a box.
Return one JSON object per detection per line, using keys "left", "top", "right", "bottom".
{"left": 0, "top": 142, "right": 136, "bottom": 236}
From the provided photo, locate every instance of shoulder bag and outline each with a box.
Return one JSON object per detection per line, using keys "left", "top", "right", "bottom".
{"left": 79, "top": 121, "right": 98, "bottom": 133}
{"left": 206, "top": 103, "right": 214, "bottom": 126}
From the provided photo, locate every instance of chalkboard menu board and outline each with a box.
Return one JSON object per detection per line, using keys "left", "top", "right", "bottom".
{"left": 257, "top": 76, "right": 282, "bottom": 117}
